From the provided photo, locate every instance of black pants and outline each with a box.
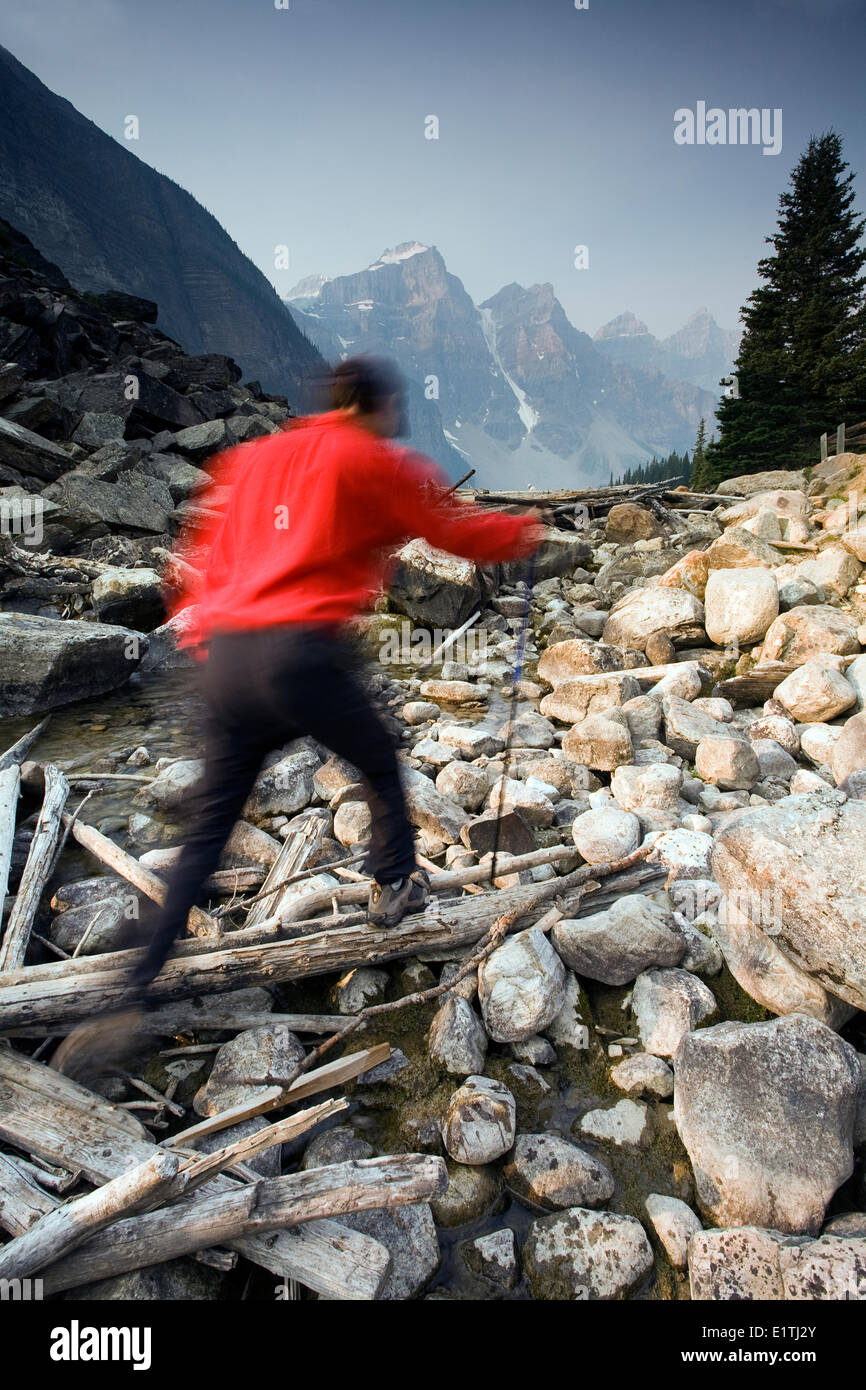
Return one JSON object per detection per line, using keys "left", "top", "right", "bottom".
{"left": 131, "top": 624, "right": 417, "bottom": 990}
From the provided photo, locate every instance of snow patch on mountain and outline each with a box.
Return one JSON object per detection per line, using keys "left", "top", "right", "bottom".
{"left": 368, "top": 242, "right": 429, "bottom": 269}
{"left": 479, "top": 307, "right": 539, "bottom": 434}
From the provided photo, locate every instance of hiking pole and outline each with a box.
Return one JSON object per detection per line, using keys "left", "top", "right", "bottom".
{"left": 489, "top": 552, "right": 536, "bottom": 884}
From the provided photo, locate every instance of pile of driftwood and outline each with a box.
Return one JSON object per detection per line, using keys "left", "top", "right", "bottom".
{"left": 0, "top": 721, "right": 659, "bottom": 1298}
{"left": 465, "top": 479, "right": 740, "bottom": 532}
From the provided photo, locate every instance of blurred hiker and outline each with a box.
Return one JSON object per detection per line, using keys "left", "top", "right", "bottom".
{"left": 129, "top": 355, "right": 544, "bottom": 994}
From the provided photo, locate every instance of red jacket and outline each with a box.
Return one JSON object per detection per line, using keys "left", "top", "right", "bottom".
{"left": 169, "top": 411, "right": 540, "bottom": 647}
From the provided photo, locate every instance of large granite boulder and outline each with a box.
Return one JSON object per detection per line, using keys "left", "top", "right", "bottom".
{"left": 389, "top": 538, "right": 482, "bottom": 628}
{"left": 674, "top": 1014, "right": 860, "bottom": 1233}
{"left": 0, "top": 612, "right": 146, "bottom": 716}
{"left": 712, "top": 791, "right": 866, "bottom": 1010}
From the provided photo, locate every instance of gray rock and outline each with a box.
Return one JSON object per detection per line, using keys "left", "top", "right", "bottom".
{"left": 610, "top": 1052, "right": 674, "bottom": 1099}
{"left": 427, "top": 995, "right": 488, "bottom": 1075}
{"left": 441, "top": 1075, "right": 517, "bottom": 1164}
{"left": 389, "top": 538, "right": 481, "bottom": 628}
{"left": 712, "top": 792, "right": 866, "bottom": 1010}
{"left": 194, "top": 1025, "right": 305, "bottom": 1116}
{"left": 461, "top": 1228, "right": 519, "bottom": 1288}
{"left": 645, "top": 1194, "right": 702, "bottom": 1269}
{"left": 553, "top": 895, "right": 685, "bottom": 986}
{"left": 478, "top": 926, "right": 567, "bottom": 1043}
{"left": 0, "top": 612, "right": 146, "bottom": 716}
{"left": 505, "top": 1134, "right": 614, "bottom": 1209}
{"left": 632, "top": 967, "right": 716, "bottom": 1056}
{"left": 524, "top": 1207, "right": 653, "bottom": 1300}
{"left": 674, "top": 1013, "right": 860, "bottom": 1233}
{"left": 578, "top": 1098, "right": 654, "bottom": 1148}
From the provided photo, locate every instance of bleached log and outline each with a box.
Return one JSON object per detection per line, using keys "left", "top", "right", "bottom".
{"left": 0, "top": 765, "right": 19, "bottom": 911}
{"left": 63, "top": 815, "right": 218, "bottom": 938}
{"left": 0, "top": 1151, "right": 183, "bottom": 1280}
{"left": 0, "top": 853, "right": 649, "bottom": 1033}
{"left": 0, "top": 1048, "right": 390, "bottom": 1300}
{"left": 0, "top": 764, "right": 68, "bottom": 972}
{"left": 0, "top": 1153, "right": 59, "bottom": 1236}
{"left": 41, "top": 1154, "right": 446, "bottom": 1296}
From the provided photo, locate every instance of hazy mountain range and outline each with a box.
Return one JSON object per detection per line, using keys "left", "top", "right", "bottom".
{"left": 288, "top": 244, "right": 737, "bottom": 486}
{"left": 0, "top": 43, "right": 738, "bottom": 490}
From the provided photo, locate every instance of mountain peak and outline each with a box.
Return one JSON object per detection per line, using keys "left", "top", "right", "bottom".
{"left": 593, "top": 311, "right": 652, "bottom": 341}
{"left": 286, "top": 272, "right": 330, "bottom": 300}
{"left": 367, "top": 241, "right": 430, "bottom": 270}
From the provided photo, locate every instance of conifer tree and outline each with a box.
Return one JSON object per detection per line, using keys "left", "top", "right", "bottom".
{"left": 709, "top": 131, "right": 866, "bottom": 483}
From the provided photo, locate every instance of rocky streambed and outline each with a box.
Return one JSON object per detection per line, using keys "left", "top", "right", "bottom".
{"left": 3, "top": 219, "right": 866, "bottom": 1301}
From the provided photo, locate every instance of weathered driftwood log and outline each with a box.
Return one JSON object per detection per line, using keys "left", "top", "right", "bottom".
{"left": 0, "top": 719, "right": 50, "bottom": 773}
{"left": 0, "top": 1048, "right": 390, "bottom": 1300}
{"left": 716, "top": 661, "right": 799, "bottom": 707}
{"left": 0, "top": 852, "right": 649, "bottom": 1034}
{"left": 63, "top": 815, "right": 217, "bottom": 938}
{"left": 0, "top": 765, "right": 19, "bottom": 910}
{"left": 0, "top": 1152, "right": 59, "bottom": 1236}
{"left": 41, "top": 1154, "right": 447, "bottom": 1296}
{"left": 0, "top": 764, "right": 69, "bottom": 972}
{"left": 0, "top": 1151, "right": 183, "bottom": 1280}
{"left": 0, "top": 871, "right": 575, "bottom": 1031}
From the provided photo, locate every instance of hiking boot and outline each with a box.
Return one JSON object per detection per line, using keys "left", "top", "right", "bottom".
{"left": 368, "top": 869, "right": 430, "bottom": 928}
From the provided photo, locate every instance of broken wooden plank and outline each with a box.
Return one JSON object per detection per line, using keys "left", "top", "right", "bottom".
{"left": 173, "top": 1098, "right": 348, "bottom": 1190}
{"left": 168, "top": 1043, "right": 391, "bottom": 1147}
{"left": 0, "top": 763, "right": 68, "bottom": 972}
{"left": 0, "top": 1150, "right": 183, "bottom": 1280}
{"left": 41, "top": 1154, "right": 446, "bottom": 1296}
{"left": 716, "top": 661, "right": 799, "bottom": 707}
{"left": 245, "top": 816, "right": 326, "bottom": 927}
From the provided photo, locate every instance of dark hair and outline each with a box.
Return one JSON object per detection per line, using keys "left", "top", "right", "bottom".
{"left": 331, "top": 355, "right": 407, "bottom": 414}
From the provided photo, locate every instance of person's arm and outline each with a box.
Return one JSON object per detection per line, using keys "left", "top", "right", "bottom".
{"left": 381, "top": 448, "right": 545, "bottom": 563}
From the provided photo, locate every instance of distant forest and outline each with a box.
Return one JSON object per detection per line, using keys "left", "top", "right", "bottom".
{"left": 608, "top": 450, "right": 691, "bottom": 487}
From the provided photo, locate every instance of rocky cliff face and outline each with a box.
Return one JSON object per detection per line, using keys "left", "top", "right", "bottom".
{"left": 0, "top": 44, "right": 324, "bottom": 403}
{"left": 291, "top": 248, "right": 717, "bottom": 488}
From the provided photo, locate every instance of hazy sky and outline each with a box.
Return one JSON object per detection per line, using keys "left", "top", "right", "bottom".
{"left": 3, "top": 0, "right": 865, "bottom": 337}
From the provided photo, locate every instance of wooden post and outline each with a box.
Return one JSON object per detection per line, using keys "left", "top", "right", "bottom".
{"left": 820, "top": 432, "right": 828, "bottom": 461}
{"left": 837, "top": 422, "right": 846, "bottom": 456}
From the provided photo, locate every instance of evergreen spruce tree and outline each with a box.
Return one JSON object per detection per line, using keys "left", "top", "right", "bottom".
{"left": 709, "top": 131, "right": 866, "bottom": 484}
{"left": 690, "top": 419, "right": 710, "bottom": 490}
